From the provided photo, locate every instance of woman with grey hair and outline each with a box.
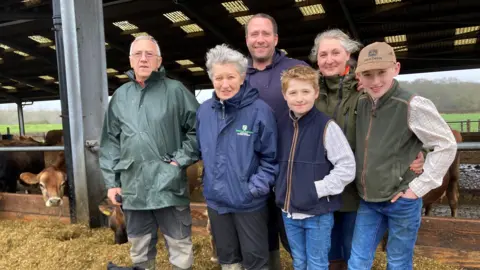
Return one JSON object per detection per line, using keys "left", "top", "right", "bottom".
{"left": 311, "top": 29, "right": 424, "bottom": 269}
{"left": 196, "top": 44, "right": 278, "bottom": 270}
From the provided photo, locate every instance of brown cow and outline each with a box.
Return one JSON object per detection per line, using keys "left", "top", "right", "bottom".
{"left": 45, "top": 129, "right": 63, "bottom": 146}
{"left": 0, "top": 139, "right": 45, "bottom": 193}
{"left": 422, "top": 129, "right": 462, "bottom": 217}
{"left": 99, "top": 200, "right": 128, "bottom": 245}
{"left": 19, "top": 151, "right": 67, "bottom": 207}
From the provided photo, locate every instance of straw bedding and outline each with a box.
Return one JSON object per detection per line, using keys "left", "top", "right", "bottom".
{"left": 0, "top": 219, "right": 458, "bottom": 270}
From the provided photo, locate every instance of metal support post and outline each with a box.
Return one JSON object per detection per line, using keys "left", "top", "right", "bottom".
{"left": 16, "top": 101, "right": 25, "bottom": 136}
{"left": 53, "top": 0, "right": 77, "bottom": 224}
{"left": 60, "top": 0, "right": 109, "bottom": 227}
{"left": 59, "top": 0, "right": 89, "bottom": 225}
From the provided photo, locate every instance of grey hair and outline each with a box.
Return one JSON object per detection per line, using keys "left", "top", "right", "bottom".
{"left": 129, "top": 35, "right": 161, "bottom": 56}
{"left": 309, "top": 29, "right": 362, "bottom": 63}
{"left": 205, "top": 44, "right": 248, "bottom": 80}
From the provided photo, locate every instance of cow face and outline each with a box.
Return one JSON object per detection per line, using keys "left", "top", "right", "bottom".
{"left": 98, "top": 203, "right": 128, "bottom": 244}
{"left": 20, "top": 167, "right": 66, "bottom": 207}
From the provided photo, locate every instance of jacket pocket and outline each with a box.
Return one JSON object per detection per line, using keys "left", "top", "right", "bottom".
{"left": 218, "top": 175, "right": 253, "bottom": 208}
{"left": 143, "top": 161, "right": 185, "bottom": 195}
{"left": 113, "top": 159, "right": 135, "bottom": 194}
{"left": 274, "top": 160, "right": 288, "bottom": 206}
{"left": 113, "top": 159, "right": 134, "bottom": 172}
{"left": 289, "top": 162, "right": 318, "bottom": 211}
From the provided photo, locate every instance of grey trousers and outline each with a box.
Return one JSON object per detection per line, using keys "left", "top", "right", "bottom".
{"left": 124, "top": 206, "right": 193, "bottom": 269}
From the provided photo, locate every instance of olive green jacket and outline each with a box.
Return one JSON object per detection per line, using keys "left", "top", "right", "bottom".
{"left": 315, "top": 67, "right": 363, "bottom": 212}
{"left": 99, "top": 67, "right": 200, "bottom": 210}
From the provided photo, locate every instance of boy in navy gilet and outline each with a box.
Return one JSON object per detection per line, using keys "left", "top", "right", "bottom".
{"left": 275, "top": 66, "right": 356, "bottom": 270}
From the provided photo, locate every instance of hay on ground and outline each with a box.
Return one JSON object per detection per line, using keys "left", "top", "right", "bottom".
{"left": 0, "top": 219, "right": 459, "bottom": 270}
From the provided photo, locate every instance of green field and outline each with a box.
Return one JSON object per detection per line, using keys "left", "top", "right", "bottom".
{"left": 0, "top": 124, "right": 62, "bottom": 135}
{"left": 442, "top": 113, "right": 480, "bottom": 132}
{"left": 0, "top": 113, "right": 478, "bottom": 135}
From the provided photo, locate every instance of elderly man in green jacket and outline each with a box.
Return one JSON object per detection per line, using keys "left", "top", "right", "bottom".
{"left": 99, "top": 35, "right": 199, "bottom": 270}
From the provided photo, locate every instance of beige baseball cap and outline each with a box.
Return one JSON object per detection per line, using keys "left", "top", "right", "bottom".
{"left": 356, "top": 42, "right": 396, "bottom": 73}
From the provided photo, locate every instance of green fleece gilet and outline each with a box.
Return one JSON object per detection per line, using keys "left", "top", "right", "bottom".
{"left": 355, "top": 80, "right": 424, "bottom": 202}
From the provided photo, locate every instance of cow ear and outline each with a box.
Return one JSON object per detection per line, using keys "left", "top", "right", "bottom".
{"left": 98, "top": 205, "right": 114, "bottom": 216}
{"left": 19, "top": 172, "right": 39, "bottom": 185}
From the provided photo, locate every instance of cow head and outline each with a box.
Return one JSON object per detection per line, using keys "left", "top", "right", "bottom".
{"left": 98, "top": 203, "right": 128, "bottom": 244}
{"left": 19, "top": 152, "right": 66, "bottom": 207}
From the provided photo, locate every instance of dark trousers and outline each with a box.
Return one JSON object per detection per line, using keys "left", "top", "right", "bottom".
{"left": 267, "top": 192, "right": 291, "bottom": 254}
{"left": 329, "top": 211, "right": 357, "bottom": 262}
{"left": 207, "top": 206, "right": 269, "bottom": 270}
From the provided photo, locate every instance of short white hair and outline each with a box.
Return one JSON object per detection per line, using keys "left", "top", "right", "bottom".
{"left": 129, "top": 35, "right": 161, "bottom": 56}
{"left": 205, "top": 44, "right": 248, "bottom": 80}
{"left": 309, "top": 29, "right": 362, "bottom": 63}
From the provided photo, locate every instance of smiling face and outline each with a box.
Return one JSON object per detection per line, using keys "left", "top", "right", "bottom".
{"left": 246, "top": 17, "right": 278, "bottom": 65}
{"left": 283, "top": 79, "right": 319, "bottom": 118}
{"left": 211, "top": 63, "right": 245, "bottom": 101}
{"left": 129, "top": 39, "right": 162, "bottom": 82}
{"left": 317, "top": 38, "right": 351, "bottom": 76}
{"left": 358, "top": 63, "right": 400, "bottom": 99}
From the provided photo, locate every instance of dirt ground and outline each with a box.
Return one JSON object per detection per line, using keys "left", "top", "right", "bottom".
{"left": 0, "top": 219, "right": 460, "bottom": 270}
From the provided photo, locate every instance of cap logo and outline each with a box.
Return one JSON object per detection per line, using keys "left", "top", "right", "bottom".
{"left": 368, "top": 49, "right": 378, "bottom": 57}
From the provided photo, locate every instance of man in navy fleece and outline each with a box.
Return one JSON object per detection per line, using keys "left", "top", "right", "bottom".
{"left": 244, "top": 13, "right": 308, "bottom": 269}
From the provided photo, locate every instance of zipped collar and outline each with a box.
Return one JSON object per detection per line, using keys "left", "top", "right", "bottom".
{"left": 368, "top": 79, "right": 399, "bottom": 109}
{"left": 211, "top": 81, "right": 259, "bottom": 111}
{"left": 126, "top": 66, "right": 166, "bottom": 87}
{"left": 320, "top": 65, "right": 357, "bottom": 96}
{"left": 288, "top": 107, "right": 317, "bottom": 124}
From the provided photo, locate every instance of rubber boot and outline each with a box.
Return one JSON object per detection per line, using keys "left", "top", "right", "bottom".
{"left": 268, "top": 250, "right": 281, "bottom": 270}
{"left": 221, "top": 263, "right": 243, "bottom": 270}
{"left": 133, "top": 259, "right": 155, "bottom": 270}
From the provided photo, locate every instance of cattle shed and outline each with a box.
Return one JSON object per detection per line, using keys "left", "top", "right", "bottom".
{"left": 0, "top": 0, "right": 480, "bottom": 269}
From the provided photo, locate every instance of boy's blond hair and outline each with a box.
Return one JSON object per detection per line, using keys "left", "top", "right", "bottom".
{"left": 280, "top": 65, "right": 320, "bottom": 94}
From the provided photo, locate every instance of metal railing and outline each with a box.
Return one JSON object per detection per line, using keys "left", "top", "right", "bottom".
{"left": 0, "top": 146, "right": 64, "bottom": 152}
{"left": 447, "top": 120, "right": 480, "bottom": 132}
{"left": 0, "top": 143, "right": 479, "bottom": 152}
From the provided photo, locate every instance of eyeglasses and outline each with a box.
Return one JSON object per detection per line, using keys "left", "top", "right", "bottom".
{"left": 130, "top": 51, "right": 159, "bottom": 59}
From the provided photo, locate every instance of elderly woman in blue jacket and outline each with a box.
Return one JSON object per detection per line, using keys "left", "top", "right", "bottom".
{"left": 196, "top": 44, "right": 278, "bottom": 270}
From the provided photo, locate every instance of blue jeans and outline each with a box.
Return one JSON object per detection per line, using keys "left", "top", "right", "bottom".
{"left": 348, "top": 198, "right": 422, "bottom": 270}
{"left": 329, "top": 211, "right": 357, "bottom": 262}
{"left": 282, "top": 212, "right": 334, "bottom": 270}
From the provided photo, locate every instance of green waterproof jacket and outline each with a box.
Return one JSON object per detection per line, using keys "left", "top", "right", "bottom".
{"left": 314, "top": 66, "right": 363, "bottom": 212}
{"left": 99, "top": 67, "right": 200, "bottom": 210}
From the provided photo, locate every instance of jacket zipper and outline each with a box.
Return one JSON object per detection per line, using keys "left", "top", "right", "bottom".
{"left": 343, "top": 108, "right": 349, "bottom": 135}
{"left": 221, "top": 103, "right": 225, "bottom": 120}
{"left": 284, "top": 120, "right": 299, "bottom": 213}
{"left": 360, "top": 99, "right": 376, "bottom": 200}
{"left": 332, "top": 78, "right": 344, "bottom": 120}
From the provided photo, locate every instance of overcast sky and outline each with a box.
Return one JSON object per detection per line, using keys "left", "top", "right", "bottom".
{"left": 1, "top": 68, "right": 479, "bottom": 110}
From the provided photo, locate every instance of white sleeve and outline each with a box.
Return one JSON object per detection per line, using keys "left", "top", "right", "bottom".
{"left": 315, "top": 121, "right": 356, "bottom": 198}
{"left": 408, "top": 96, "right": 457, "bottom": 197}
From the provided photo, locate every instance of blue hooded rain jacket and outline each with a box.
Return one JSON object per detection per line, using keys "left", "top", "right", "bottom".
{"left": 196, "top": 82, "right": 278, "bottom": 214}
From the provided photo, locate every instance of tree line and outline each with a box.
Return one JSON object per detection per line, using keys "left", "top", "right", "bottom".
{"left": 399, "top": 78, "right": 480, "bottom": 113}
